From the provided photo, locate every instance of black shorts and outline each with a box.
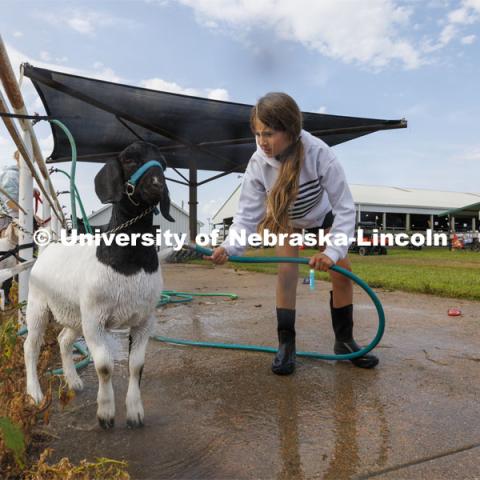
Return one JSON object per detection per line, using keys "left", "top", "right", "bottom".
{"left": 304, "top": 211, "right": 334, "bottom": 234}
{"left": 303, "top": 211, "right": 334, "bottom": 249}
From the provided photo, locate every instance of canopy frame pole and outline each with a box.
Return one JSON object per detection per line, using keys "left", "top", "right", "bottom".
{"left": 18, "top": 131, "right": 34, "bottom": 314}
{"left": 197, "top": 163, "right": 248, "bottom": 187}
{"left": 116, "top": 115, "right": 146, "bottom": 142}
{"left": 188, "top": 165, "right": 198, "bottom": 242}
{"left": 41, "top": 176, "right": 51, "bottom": 240}
{"left": 145, "top": 120, "right": 408, "bottom": 152}
{"left": 310, "top": 120, "right": 407, "bottom": 137}
{"left": 164, "top": 176, "right": 189, "bottom": 186}
{"left": 171, "top": 167, "right": 189, "bottom": 183}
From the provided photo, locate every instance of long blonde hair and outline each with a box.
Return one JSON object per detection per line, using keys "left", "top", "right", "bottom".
{"left": 251, "top": 92, "right": 304, "bottom": 235}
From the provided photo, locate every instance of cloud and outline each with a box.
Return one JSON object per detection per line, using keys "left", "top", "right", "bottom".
{"left": 141, "top": 78, "right": 199, "bottom": 96}
{"left": 171, "top": 0, "right": 480, "bottom": 69}
{"left": 452, "top": 147, "right": 480, "bottom": 162}
{"left": 34, "top": 8, "right": 139, "bottom": 36}
{"left": 39, "top": 51, "right": 68, "bottom": 63}
{"left": 176, "top": 0, "right": 423, "bottom": 70}
{"left": 448, "top": 6, "right": 477, "bottom": 24}
{"left": 439, "top": 23, "right": 457, "bottom": 46}
{"left": 6, "top": 43, "right": 124, "bottom": 88}
{"left": 91, "top": 62, "right": 123, "bottom": 83}
{"left": 141, "top": 78, "right": 229, "bottom": 100}
{"left": 13, "top": 31, "right": 23, "bottom": 38}
{"left": 145, "top": 0, "right": 170, "bottom": 5}
{"left": 69, "top": 17, "right": 95, "bottom": 35}
{"left": 39, "top": 51, "right": 51, "bottom": 61}
{"left": 315, "top": 106, "right": 328, "bottom": 114}
{"left": 426, "top": 0, "right": 480, "bottom": 49}
{"left": 206, "top": 88, "right": 229, "bottom": 101}
{"left": 461, "top": 33, "right": 476, "bottom": 43}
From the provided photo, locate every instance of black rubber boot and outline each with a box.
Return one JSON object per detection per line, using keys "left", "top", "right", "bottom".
{"left": 330, "top": 292, "right": 379, "bottom": 369}
{"left": 271, "top": 308, "right": 296, "bottom": 375}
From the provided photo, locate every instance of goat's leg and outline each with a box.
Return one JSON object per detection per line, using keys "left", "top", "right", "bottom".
{"left": 58, "top": 327, "right": 84, "bottom": 391}
{"left": 82, "top": 321, "right": 115, "bottom": 429}
{"left": 24, "top": 297, "right": 50, "bottom": 404}
{"left": 126, "top": 317, "right": 154, "bottom": 428}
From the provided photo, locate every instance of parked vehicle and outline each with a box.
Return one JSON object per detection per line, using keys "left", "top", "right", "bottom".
{"left": 349, "top": 221, "right": 388, "bottom": 256}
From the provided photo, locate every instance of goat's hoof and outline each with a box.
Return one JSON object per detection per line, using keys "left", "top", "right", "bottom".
{"left": 27, "top": 388, "right": 44, "bottom": 406}
{"left": 98, "top": 416, "right": 115, "bottom": 430}
{"left": 126, "top": 415, "right": 144, "bottom": 429}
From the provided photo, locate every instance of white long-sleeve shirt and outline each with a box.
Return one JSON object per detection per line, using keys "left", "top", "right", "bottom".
{"left": 221, "top": 129, "right": 356, "bottom": 264}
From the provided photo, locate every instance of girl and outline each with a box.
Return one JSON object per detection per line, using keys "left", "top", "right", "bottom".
{"left": 206, "top": 92, "right": 378, "bottom": 375}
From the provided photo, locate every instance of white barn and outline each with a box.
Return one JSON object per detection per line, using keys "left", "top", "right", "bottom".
{"left": 88, "top": 201, "right": 203, "bottom": 241}
{"left": 212, "top": 184, "right": 480, "bottom": 234}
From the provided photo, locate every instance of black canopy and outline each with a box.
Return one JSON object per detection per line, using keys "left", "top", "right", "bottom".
{"left": 24, "top": 64, "right": 407, "bottom": 239}
{"left": 24, "top": 64, "right": 406, "bottom": 174}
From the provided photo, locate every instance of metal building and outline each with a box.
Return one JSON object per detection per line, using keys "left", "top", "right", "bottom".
{"left": 212, "top": 184, "right": 480, "bottom": 234}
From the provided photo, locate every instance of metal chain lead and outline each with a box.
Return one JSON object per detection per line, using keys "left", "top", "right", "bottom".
{"left": 102, "top": 205, "right": 156, "bottom": 235}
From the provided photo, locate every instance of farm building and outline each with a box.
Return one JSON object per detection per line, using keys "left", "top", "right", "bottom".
{"left": 212, "top": 184, "right": 480, "bottom": 234}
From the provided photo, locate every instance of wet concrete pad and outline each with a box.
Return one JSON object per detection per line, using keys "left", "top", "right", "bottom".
{"left": 44, "top": 264, "right": 480, "bottom": 479}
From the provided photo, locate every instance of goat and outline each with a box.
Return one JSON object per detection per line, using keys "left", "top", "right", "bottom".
{"left": 24, "top": 141, "right": 174, "bottom": 429}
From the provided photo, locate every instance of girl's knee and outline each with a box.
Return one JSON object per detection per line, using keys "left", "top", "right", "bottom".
{"left": 278, "top": 263, "right": 298, "bottom": 281}
{"left": 330, "top": 271, "right": 352, "bottom": 289}
{"left": 336, "top": 256, "right": 352, "bottom": 271}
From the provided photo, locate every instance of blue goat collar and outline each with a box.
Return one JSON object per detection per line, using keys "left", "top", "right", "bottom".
{"left": 128, "top": 160, "right": 165, "bottom": 187}
{"left": 125, "top": 160, "right": 165, "bottom": 214}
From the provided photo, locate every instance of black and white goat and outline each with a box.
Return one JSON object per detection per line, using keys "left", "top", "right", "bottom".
{"left": 24, "top": 141, "right": 174, "bottom": 429}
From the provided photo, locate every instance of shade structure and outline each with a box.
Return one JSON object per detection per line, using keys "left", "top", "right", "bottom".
{"left": 439, "top": 202, "right": 480, "bottom": 218}
{"left": 23, "top": 63, "right": 407, "bottom": 239}
{"left": 24, "top": 64, "right": 406, "bottom": 172}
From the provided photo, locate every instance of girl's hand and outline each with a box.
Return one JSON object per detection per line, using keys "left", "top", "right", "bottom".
{"left": 204, "top": 246, "right": 229, "bottom": 265}
{"left": 309, "top": 253, "right": 334, "bottom": 272}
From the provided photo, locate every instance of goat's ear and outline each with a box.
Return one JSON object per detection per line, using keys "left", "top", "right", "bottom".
{"left": 94, "top": 160, "right": 124, "bottom": 204}
{"left": 160, "top": 184, "right": 175, "bottom": 222}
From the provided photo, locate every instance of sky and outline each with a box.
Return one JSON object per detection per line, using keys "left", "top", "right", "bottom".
{"left": 0, "top": 0, "right": 479, "bottom": 228}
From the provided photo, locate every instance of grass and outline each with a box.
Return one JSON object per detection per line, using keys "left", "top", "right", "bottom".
{"left": 192, "top": 247, "right": 480, "bottom": 300}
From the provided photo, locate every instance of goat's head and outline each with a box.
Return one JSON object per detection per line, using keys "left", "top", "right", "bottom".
{"left": 94, "top": 141, "right": 174, "bottom": 221}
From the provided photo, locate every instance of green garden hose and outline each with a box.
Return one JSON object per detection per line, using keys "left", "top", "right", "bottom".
{"left": 50, "top": 168, "right": 92, "bottom": 234}
{"left": 152, "top": 244, "right": 385, "bottom": 361}
{"left": 158, "top": 290, "right": 238, "bottom": 306}
{"left": 49, "top": 119, "right": 92, "bottom": 233}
